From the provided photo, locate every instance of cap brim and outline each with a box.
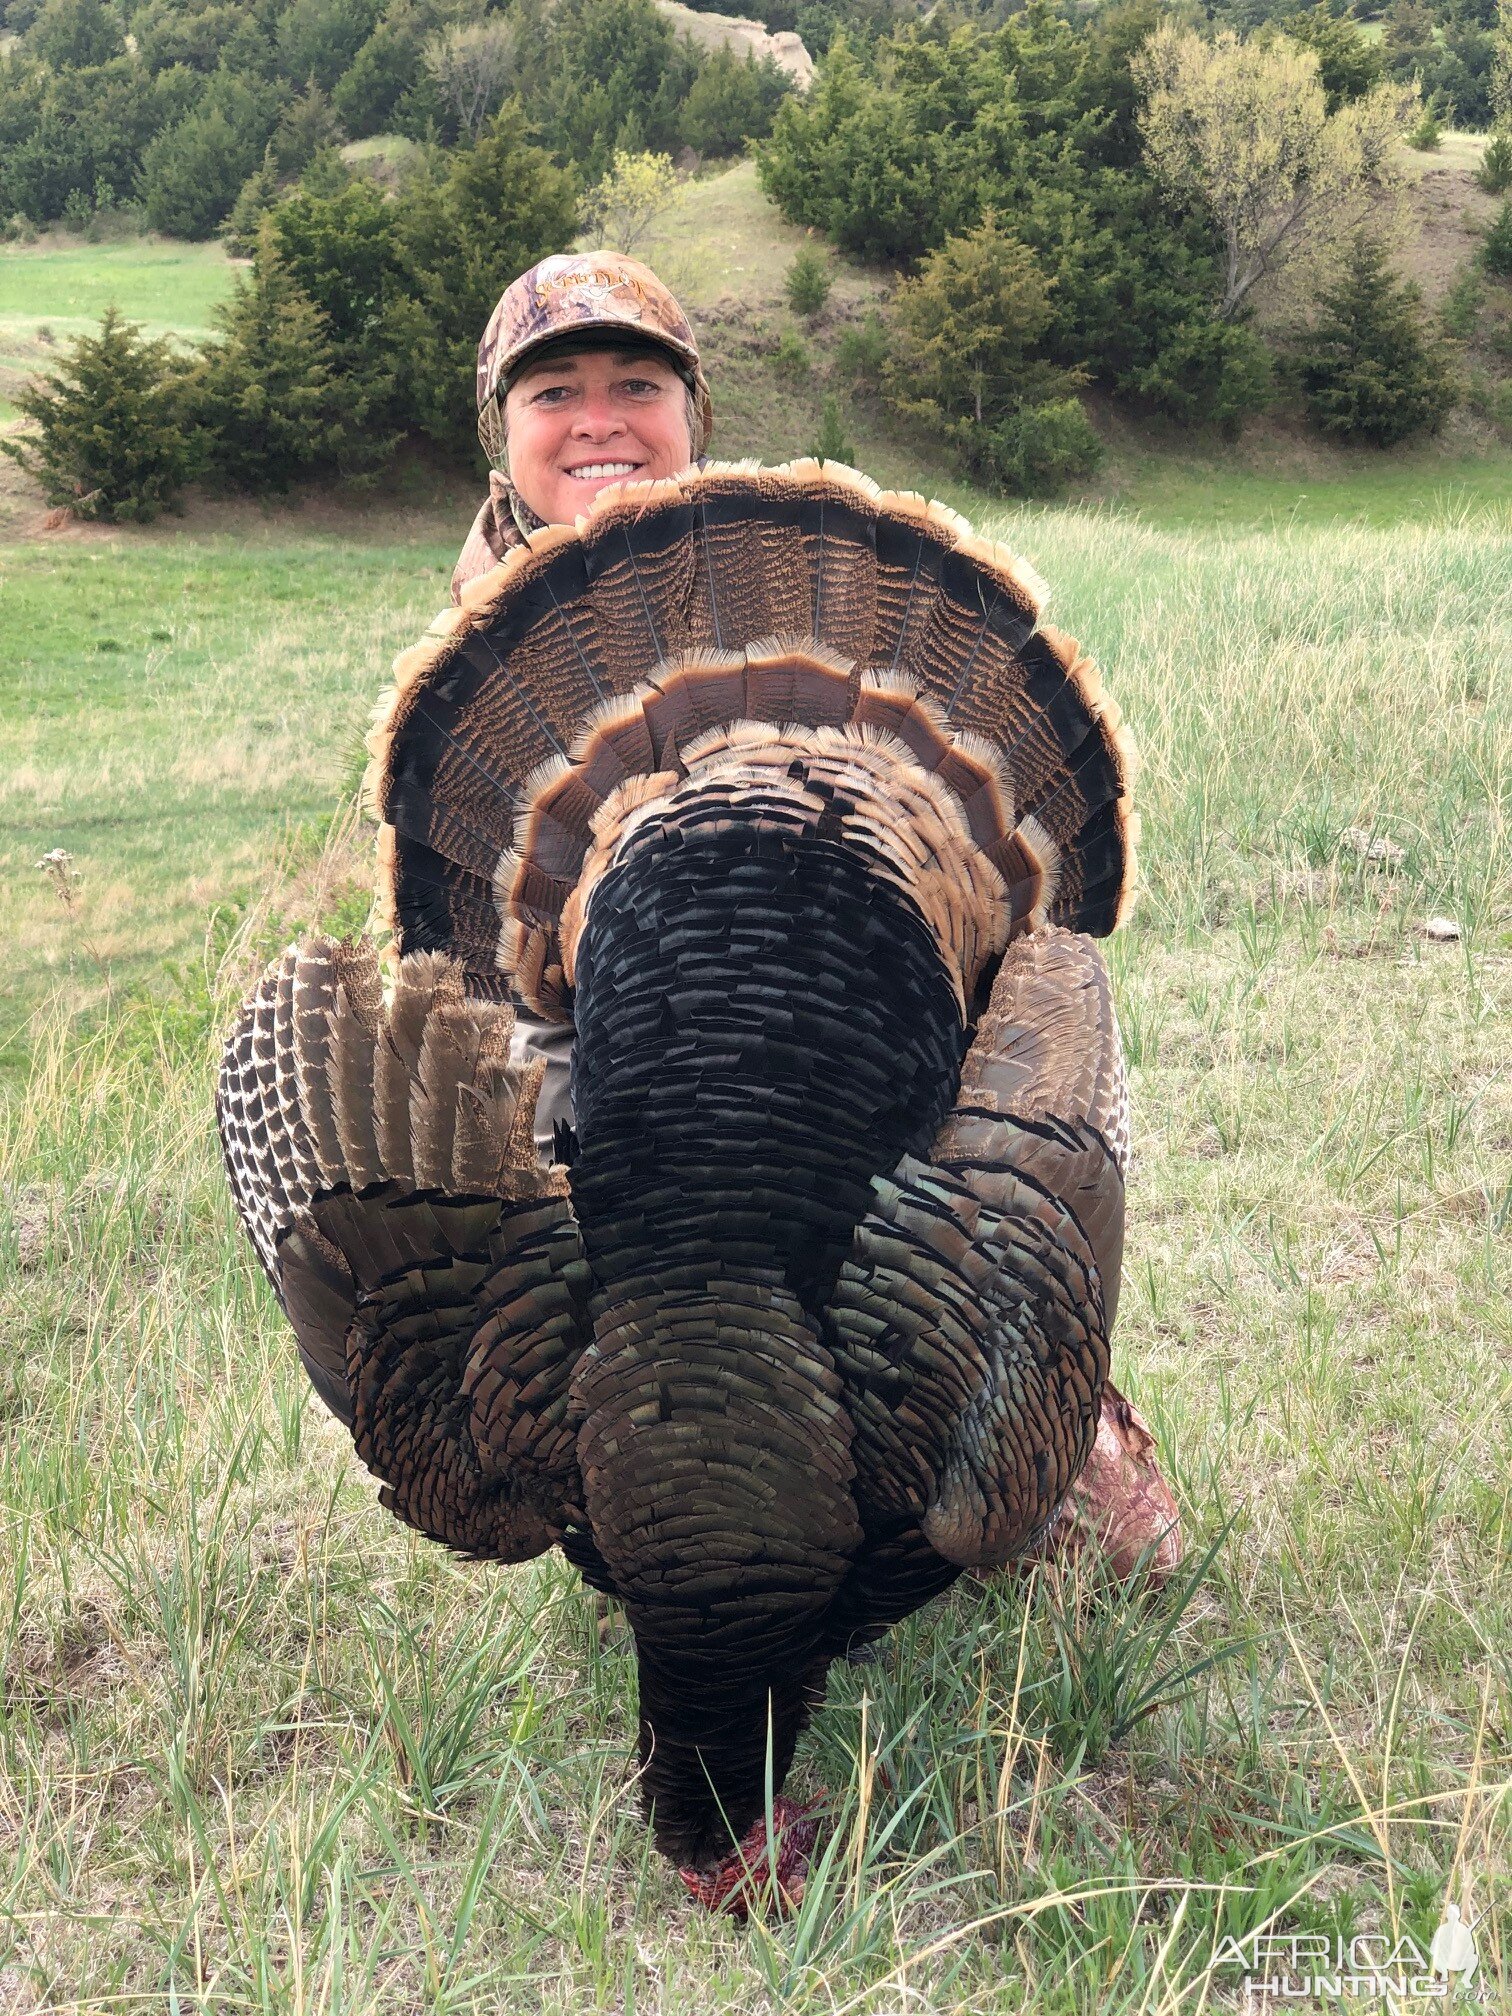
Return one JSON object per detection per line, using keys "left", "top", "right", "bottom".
{"left": 502, "top": 327, "right": 699, "bottom": 390}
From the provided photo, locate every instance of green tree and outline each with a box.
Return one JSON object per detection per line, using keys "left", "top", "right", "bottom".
{"left": 1300, "top": 234, "right": 1457, "bottom": 444}
{"left": 887, "top": 212, "right": 1052, "bottom": 427}
{"left": 25, "top": 0, "right": 121, "bottom": 68}
{"left": 265, "top": 172, "right": 404, "bottom": 439}
{"left": 275, "top": 0, "right": 379, "bottom": 95}
{"left": 1132, "top": 316, "right": 1273, "bottom": 430}
{"left": 0, "top": 54, "right": 183, "bottom": 222}
{"left": 423, "top": 17, "right": 517, "bottom": 143}
{"left": 518, "top": 0, "right": 697, "bottom": 180}
{"left": 1477, "top": 132, "right": 1512, "bottom": 193}
{"left": 985, "top": 397, "right": 1102, "bottom": 496}
{"left": 680, "top": 47, "right": 789, "bottom": 156}
{"left": 0, "top": 303, "right": 195, "bottom": 517}
{"left": 755, "top": 3, "right": 1272, "bottom": 430}
{"left": 194, "top": 230, "right": 345, "bottom": 488}
{"left": 1384, "top": 0, "right": 1438, "bottom": 78}
{"left": 758, "top": 29, "right": 1019, "bottom": 262}
{"left": 809, "top": 391, "right": 854, "bottom": 462}
{"left": 835, "top": 307, "right": 888, "bottom": 386}
{"left": 785, "top": 242, "right": 831, "bottom": 316}
{"left": 1133, "top": 23, "right": 1416, "bottom": 321}
{"left": 223, "top": 141, "right": 280, "bottom": 257}
{"left": 132, "top": 0, "right": 247, "bottom": 77}
{"left": 391, "top": 102, "right": 579, "bottom": 452}
{"left": 1284, "top": 8, "right": 1385, "bottom": 113}
{"left": 140, "top": 102, "right": 258, "bottom": 237}
{"left": 1483, "top": 196, "right": 1512, "bottom": 273}
{"left": 213, "top": 11, "right": 277, "bottom": 86}
{"left": 1431, "top": 23, "right": 1496, "bottom": 130}
{"left": 580, "top": 147, "right": 678, "bottom": 253}
{"left": 139, "top": 70, "right": 282, "bottom": 237}
{"left": 332, "top": 12, "right": 427, "bottom": 138}
{"left": 775, "top": 0, "right": 905, "bottom": 58}
{"left": 271, "top": 80, "right": 344, "bottom": 176}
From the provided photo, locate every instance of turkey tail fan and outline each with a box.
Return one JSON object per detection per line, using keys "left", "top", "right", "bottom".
{"left": 218, "top": 957, "right": 314, "bottom": 1286}
{"left": 367, "top": 461, "right": 1137, "bottom": 1008}
{"left": 217, "top": 935, "right": 530, "bottom": 1311}
{"left": 932, "top": 925, "right": 1130, "bottom": 1330}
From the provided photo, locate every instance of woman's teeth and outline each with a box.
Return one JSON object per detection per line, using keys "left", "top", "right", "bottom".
{"left": 569, "top": 462, "right": 638, "bottom": 481}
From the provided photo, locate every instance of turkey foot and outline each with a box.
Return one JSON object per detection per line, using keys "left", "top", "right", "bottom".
{"left": 1039, "top": 1381, "right": 1184, "bottom": 1584}
{"left": 679, "top": 1797, "right": 821, "bottom": 1918}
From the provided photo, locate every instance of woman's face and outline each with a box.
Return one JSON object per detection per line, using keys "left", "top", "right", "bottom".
{"left": 503, "top": 345, "right": 694, "bottom": 525}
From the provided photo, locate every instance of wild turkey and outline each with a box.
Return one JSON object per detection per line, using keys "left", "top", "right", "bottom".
{"left": 217, "top": 461, "right": 1167, "bottom": 1907}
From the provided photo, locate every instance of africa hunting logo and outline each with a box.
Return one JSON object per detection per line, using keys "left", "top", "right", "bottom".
{"left": 1213, "top": 1903, "right": 1483, "bottom": 2001}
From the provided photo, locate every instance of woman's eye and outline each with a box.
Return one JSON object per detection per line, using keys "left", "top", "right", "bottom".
{"left": 533, "top": 385, "right": 573, "bottom": 406}
{"left": 622, "top": 378, "right": 661, "bottom": 397}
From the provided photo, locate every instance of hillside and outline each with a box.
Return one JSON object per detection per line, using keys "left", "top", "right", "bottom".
{"left": 4, "top": 155, "right": 1511, "bottom": 548}
{"left": 655, "top": 0, "right": 814, "bottom": 86}
{"left": 1398, "top": 131, "right": 1502, "bottom": 306}
{"left": 1, "top": 79, "right": 1510, "bottom": 2016}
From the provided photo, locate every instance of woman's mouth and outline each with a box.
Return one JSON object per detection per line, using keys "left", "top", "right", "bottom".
{"left": 566, "top": 461, "right": 642, "bottom": 482}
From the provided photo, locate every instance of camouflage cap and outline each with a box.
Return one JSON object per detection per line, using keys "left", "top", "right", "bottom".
{"left": 476, "top": 251, "right": 713, "bottom": 463}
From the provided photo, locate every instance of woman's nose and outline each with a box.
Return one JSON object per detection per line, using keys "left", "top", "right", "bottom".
{"left": 571, "top": 394, "right": 624, "bottom": 437}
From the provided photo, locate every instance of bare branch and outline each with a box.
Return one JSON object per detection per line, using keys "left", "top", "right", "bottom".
{"left": 423, "top": 20, "right": 518, "bottom": 143}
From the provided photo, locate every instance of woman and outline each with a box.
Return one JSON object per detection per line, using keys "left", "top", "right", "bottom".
{"left": 451, "top": 250, "right": 713, "bottom": 605}
{"left": 450, "top": 250, "right": 1181, "bottom": 1583}
{"left": 449, "top": 251, "right": 714, "bottom": 1162}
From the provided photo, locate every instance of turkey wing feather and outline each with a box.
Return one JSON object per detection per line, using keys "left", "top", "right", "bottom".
{"left": 827, "top": 929, "right": 1125, "bottom": 1573}
{"left": 215, "top": 937, "right": 592, "bottom": 1563}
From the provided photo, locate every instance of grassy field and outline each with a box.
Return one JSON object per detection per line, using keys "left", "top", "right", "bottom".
{"left": 0, "top": 492, "right": 1508, "bottom": 2011}
{"left": 0, "top": 515, "right": 462, "bottom": 1069}
{"left": 0, "top": 238, "right": 235, "bottom": 335}
{"left": 1, "top": 155, "right": 1510, "bottom": 2011}
{"left": 0, "top": 236, "right": 235, "bottom": 423}
{"left": 3, "top": 157, "right": 1508, "bottom": 512}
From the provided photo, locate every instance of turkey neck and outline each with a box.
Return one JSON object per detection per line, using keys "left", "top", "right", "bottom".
{"left": 567, "top": 793, "right": 967, "bottom": 1866}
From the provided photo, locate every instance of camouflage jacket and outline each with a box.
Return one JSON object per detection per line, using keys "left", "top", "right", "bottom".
{"left": 450, "top": 469, "right": 531, "bottom": 604}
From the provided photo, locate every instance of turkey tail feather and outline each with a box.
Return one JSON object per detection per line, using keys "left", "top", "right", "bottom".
{"left": 367, "top": 462, "right": 1136, "bottom": 1007}
{"left": 827, "top": 928, "right": 1126, "bottom": 1574}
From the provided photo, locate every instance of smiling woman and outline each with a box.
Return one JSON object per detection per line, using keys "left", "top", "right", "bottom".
{"left": 503, "top": 341, "right": 695, "bottom": 526}
{"left": 449, "top": 251, "right": 715, "bottom": 604}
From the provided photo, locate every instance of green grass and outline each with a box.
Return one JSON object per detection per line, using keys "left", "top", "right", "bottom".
{"left": 1, "top": 499, "right": 1509, "bottom": 2010}
{"left": 340, "top": 133, "right": 424, "bottom": 185}
{"left": 1056, "top": 442, "right": 1512, "bottom": 531}
{"left": 0, "top": 158, "right": 1509, "bottom": 2011}
{"left": 0, "top": 517, "right": 462, "bottom": 1070}
{"left": 340, "top": 134, "right": 422, "bottom": 164}
{"left": 0, "top": 236, "right": 236, "bottom": 338}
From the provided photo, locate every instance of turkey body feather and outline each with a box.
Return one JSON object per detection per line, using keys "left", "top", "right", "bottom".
{"left": 217, "top": 462, "right": 1137, "bottom": 1875}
